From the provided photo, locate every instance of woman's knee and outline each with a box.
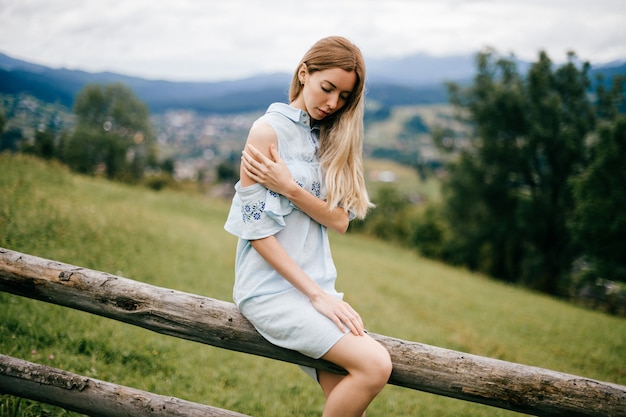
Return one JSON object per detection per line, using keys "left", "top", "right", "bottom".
{"left": 367, "top": 343, "right": 393, "bottom": 386}
{"left": 326, "top": 335, "right": 392, "bottom": 388}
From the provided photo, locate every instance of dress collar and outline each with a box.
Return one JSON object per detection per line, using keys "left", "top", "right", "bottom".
{"left": 266, "top": 102, "right": 315, "bottom": 129}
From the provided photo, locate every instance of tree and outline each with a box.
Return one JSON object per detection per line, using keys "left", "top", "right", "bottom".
{"left": 0, "top": 127, "right": 22, "bottom": 153}
{"left": 63, "top": 83, "right": 156, "bottom": 182}
{"left": 571, "top": 115, "right": 626, "bottom": 283}
{"left": 21, "top": 128, "right": 56, "bottom": 159}
{"left": 442, "top": 50, "right": 595, "bottom": 294}
{"left": 216, "top": 160, "right": 237, "bottom": 183}
{"left": 0, "top": 108, "right": 4, "bottom": 135}
{"left": 350, "top": 185, "right": 413, "bottom": 243}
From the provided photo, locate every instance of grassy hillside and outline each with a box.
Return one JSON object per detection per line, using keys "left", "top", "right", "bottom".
{"left": 1, "top": 154, "right": 624, "bottom": 417}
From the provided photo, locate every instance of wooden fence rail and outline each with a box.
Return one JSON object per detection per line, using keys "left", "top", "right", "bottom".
{"left": 0, "top": 354, "right": 251, "bottom": 417}
{"left": 1, "top": 247, "right": 625, "bottom": 417}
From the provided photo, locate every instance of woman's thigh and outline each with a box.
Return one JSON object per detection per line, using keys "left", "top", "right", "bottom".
{"left": 322, "top": 333, "right": 391, "bottom": 374}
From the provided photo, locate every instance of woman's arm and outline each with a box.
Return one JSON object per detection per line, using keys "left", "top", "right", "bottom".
{"left": 239, "top": 123, "right": 363, "bottom": 335}
{"left": 239, "top": 123, "right": 277, "bottom": 188}
{"left": 241, "top": 143, "right": 350, "bottom": 234}
{"left": 251, "top": 236, "right": 364, "bottom": 336}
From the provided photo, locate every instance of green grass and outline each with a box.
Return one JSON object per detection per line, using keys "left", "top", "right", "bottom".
{"left": 1, "top": 153, "right": 625, "bottom": 417}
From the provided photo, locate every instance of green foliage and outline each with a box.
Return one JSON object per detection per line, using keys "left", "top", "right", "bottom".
{"left": 0, "top": 395, "right": 76, "bottom": 417}
{"left": 351, "top": 182, "right": 448, "bottom": 258}
{"left": 0, "top": 94, "right": 75, "bottom": 157}
{"left": 20, "top": 128, "right": 56, "bottom": 159}
{"left": 408, "top": 203, "right": 450, "bottom": 259}
{"left": 351, "top": 185, "right": 413, "bottom": 242}
{"left": 0, "top": 127, "right": 21, "bottom": 152}
{"left": 0, "top": 154, "right": 625, "bottom": 416}
{"left": 571, "top": 116, "right": 626, "bottom": 283}
{"left": 216, "top": 160, "right": 238, "bottom": 183}
{"left": 404, "top": 114, "right": 429, "bottom": 134}
{"left": 442, "top": 50, "right": 599, "bottom": 294}
{"left": 595, "top": 74, "right": 626, "bottom": 119}
{"left": 63, "top": 83, "right": 156, "bottom": 182}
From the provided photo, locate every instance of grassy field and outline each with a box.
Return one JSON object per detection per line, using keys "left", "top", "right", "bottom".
{"left": 1, "top": 153, "right": 624, "bottom": 416}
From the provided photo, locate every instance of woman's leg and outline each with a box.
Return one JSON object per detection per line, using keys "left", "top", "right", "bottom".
{"left": 318, "top": 372, "right": 367, "bottom": 417}
{"left": 319, "top": 333, "right": 392, "bottom": 417}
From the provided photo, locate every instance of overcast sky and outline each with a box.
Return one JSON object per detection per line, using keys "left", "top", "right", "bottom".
{"left": 1, "top": 0, "right": 625, "bottom": 82}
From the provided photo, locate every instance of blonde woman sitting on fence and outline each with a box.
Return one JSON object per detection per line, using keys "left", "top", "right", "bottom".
{"left": 225, "top": 36, "right": 392, "bottom": 417}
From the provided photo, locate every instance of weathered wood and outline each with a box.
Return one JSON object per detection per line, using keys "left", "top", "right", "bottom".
{"left": 0, "top": 354, "right": 251, "bottom": 417}
{"left": 1, "top": 247, "right": 625, "bottom": 417}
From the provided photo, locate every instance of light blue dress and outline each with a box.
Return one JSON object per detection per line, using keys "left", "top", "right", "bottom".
{"left": 224, "top": 103, "right": 348, "bottom": 361}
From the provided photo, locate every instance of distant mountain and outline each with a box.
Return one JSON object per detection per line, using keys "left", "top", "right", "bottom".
{"left": 367, "top": 53, "right": 475, "bottom": 85}
{"left": 591, "top": 60, "right": 626, "bottom": 89}
{"left": 0, "top": 52, "right": 465, "bottom": 113}
{"left": 0, "top": 53, "right": 291, "bottom": 113}
{"left": 1, "top": 52, "right": 624, "bottom": 114}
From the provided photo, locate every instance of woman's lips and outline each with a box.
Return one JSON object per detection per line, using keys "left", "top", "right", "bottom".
{"left": 317, "top": 108, "right": 330, "bottom": 118}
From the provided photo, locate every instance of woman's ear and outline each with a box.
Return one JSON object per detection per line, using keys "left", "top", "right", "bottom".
{"left": 298, "top": 63, "right": 308, "bottom": 84}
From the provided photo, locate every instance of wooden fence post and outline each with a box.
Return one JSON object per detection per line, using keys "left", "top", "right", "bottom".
{"left": 1, "top": 247, "right": 625, "bottom": 416}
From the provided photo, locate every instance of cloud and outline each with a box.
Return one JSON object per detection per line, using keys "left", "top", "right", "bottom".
{"left": 1, "top": 0, "right": 624, "bottom": 81}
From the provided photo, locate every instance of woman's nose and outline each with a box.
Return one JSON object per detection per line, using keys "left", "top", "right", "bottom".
{"left": 327, "top": 93, "right": 339, "bottom": 110}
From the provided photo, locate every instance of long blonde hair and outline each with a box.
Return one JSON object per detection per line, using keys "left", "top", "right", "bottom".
{"left": 289, "top": 36, "right": 372, "bottom": 219}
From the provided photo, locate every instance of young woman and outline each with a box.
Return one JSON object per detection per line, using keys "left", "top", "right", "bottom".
{"left": 224, "top": 36, "right": 392, "bottom": 417}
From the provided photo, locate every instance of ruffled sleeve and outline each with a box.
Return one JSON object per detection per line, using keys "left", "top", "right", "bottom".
{"left": 224, "top": 181, "right": 294, "bottom": 240}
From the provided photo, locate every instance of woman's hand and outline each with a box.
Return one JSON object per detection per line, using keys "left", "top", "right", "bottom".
{"left": 241, "top": 144, "right": 295, "bottom": 196}
{"left": 243, "top": 140, "right": 349, "bottom": 234}
{"left": 251, "top": 236, "right": 364, "bottom": 336}
{"left": 310, "top": 292, "right": 365, "bottom": 336}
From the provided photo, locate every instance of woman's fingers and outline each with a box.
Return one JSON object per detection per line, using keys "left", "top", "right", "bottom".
{"left": 346, "top": 311, "right": 365, "bottom": 336}
{"left": 337, "top": 303, "right": 364, "bottom": 336}
{"left": 269, "top": 143, "right": 282, "bottom": 164}
{"left": 242, "top": 150, "right": 269, "bottom": 179}
{"left": 312, "top": 295, "right": 365, "bottom": 336}
{"left": 242, "top": 143, "right": 294, "bottom": 196}
{"left": 242, "top": 150, "right": 261, "bottom": 169}
{"left": 246, "top": 144, "right": 272, "bottom": 164}
{"left": 241, "top": 154, "right": 257, "bottom": 180}
{"left": 243, "top": 144, "right": 276, "bottom": 177}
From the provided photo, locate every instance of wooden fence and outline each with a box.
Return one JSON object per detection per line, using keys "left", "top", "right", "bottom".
{"left": 1, "top": 247, "right": 625, "bottom": 417}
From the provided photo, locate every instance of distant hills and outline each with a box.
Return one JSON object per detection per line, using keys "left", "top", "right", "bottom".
{"left": 1, "top": 51, "right": 624, "bottom": 114}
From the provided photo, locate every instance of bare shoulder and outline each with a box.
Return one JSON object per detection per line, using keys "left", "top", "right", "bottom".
{"left": 246, "top": 121, "right": 277, "bottom": 155}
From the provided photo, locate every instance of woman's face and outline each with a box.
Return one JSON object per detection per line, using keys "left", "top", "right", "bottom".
{"left": 292, "top": 66, "right": 357, "bottom": 121}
